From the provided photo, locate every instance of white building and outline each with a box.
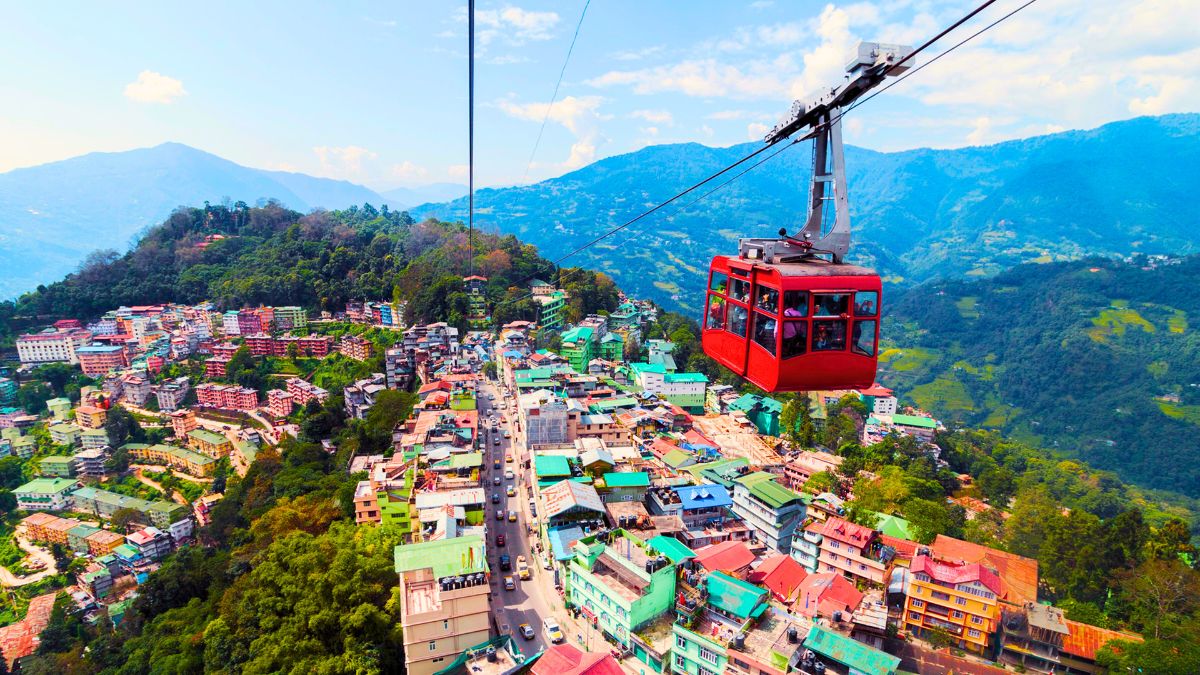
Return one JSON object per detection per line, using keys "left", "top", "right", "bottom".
{"left": 222, "top": 311, "right": 241, "bottom": 336}
{"left": 16, "top": 329, "right": 91, "bottom": 365}
{"left": 731, "top": 477, "right": 808, "bottom": 554}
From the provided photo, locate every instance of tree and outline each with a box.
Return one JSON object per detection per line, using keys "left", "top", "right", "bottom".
{"left": 977, "top": 465, "right": 1017, "bottom": 506}
{"left": 0, "top": 490, "right": 17, "bottom": 515}
{"left": 111, "top": 507, "right": 144, "bottom": 532}
{"left": 1149, "top": 518, "right": 1198, "bottom": 561}
{"left": 104, "top": 405, "right": 145, "bottom": 448}
{"left": 1118, "top": 558, "right": 1200, "bottom": 639}
{"left": 802, "top": 470, "right": 840, "bottom": 495}
{"left": 0, "top": 457, "right": 24, "bottom": 490}
{"left": 482, "top": 361, "right": 498, "bottom": 379}
{"left": 286, "top": 342, "right": 300, "bottom": 359}
{"left": 904, "top": 498, "right": 965, "bottom": 544}
{"left": 105, "top": 445, "right": 130, "bottom": 474}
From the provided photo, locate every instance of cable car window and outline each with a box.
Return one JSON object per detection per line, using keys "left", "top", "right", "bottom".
{"left": 727, "top": 305, "right": 748, "bottom": 337}
{"left": 854, "top": 291, "right": 878, "bottom": 316}
{"left": 783, "top": 291, "right": 809, "bottom": 318}
{"left": 756, "top": 287, "right": 779, "bottom": 314}
{"left": 781, "top": 321, "right": 807, "bottom": 359}
{"left": 709, "top": 273, "right": 728, "bottom": 294}
{"left": 814, "top": 294, "right": 850, "bottom": 316}
{"left": 706, "top": 296, "right": 726, "bottom": 330}
{"left": 813, "top": 320, "right": 847, "bottom": 351}
{"left": 852, "top": 320, "right": 877, "bottom": 356}
{"left": 753, "top": 312, "right": 777, "bottom": 355}
{"left": 730, "top": 279, "right": 751, "bottom": 303}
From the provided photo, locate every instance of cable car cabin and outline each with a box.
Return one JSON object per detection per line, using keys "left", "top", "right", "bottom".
{"left": 702, "top": 255, "right": 881, "bottom": 392}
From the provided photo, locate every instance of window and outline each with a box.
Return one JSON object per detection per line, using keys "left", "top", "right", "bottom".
{"left": 952, "top": 611, "right": 964, "bottom": 619}
{"left": 699, "top": 647, "right": 719, "bottom": 664}
{"left": 727, "top": 305, "right": 748, "bottom": 337}
{"left": 852, "top": 320, "right": 877, "bottom": 357}
{"left": 931, "top": 591, "right": 951, "bottom": 601}
{"left": 675, "top": 654, "right": 687, "bottom": 669}
{"left": 756, "top": 286, "right": 779, "bottom": 313}
{"left": 909, "top": 611, "right": 922, "bottom": 621}
{"left": 812, "top": 320, "right": 846, "bottom": 351}
{"left": 676, "top": 635, "right": 688, "bottom": 650}
{"left": 699, "top": 667, "right": 717, "bottom": 675}
{"left": 828, "top": 540, "right": 840, "bottom": 549}
{"left": 710, "top": 272, "right": 729, "bottom": 294}
{"left": 911, "top": 599, "right": 924, "bottom": 608}
{"left": 753, "top": 312, "right": 777, "bottom": 355}
{"left": 814, "top": 294, "right": 850, "bottom": 316}
{"left": 971, "top": 615, "right": 984, "bottom": 625}
{"left": 968, "top": 629, "right": 982, "bottom": 638}
{"left": 731, "top": 659, "right": 750, "bottom": 669}
{"left": 443, "top": 620, "right": 449, "bottom": 630}
{"left": 706, "top": 295, "right": 726, "bottom": 330}
{"left": 730, "top": 278, "right": 750, "bottom": 303}
{"left": 783, "top": 290, "right": 808, "bottom": 316}
{"left": 855, "top": 291, "right": 878, "bottom": 316}
{"left": 429, "top": 641, "right": 437, "bottom": 651}
{"left": 956, "top": 597, "right": 968, "bottom": 606}
{"left": 781, "top": 320, "right": 807, "bottom": 359}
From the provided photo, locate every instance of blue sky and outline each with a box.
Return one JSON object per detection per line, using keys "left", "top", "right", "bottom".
{"left": 2, "top": 0, "right": 1197, "bottom": 190}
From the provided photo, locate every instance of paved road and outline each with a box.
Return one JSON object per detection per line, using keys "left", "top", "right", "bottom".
{"left": 0, "top": 529, "right": 58, "bottom": 588}
{"left": 131, "top": 467, "right": 190, "bottom": 505}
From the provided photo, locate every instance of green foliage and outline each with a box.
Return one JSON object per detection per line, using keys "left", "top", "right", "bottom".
{"left": 104, "top": 406, "right": 145, "bottom": 449}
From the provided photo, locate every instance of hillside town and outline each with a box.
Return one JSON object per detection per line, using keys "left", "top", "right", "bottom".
{"left": 0, "top": 276, "right": 1149, "bottom": 674}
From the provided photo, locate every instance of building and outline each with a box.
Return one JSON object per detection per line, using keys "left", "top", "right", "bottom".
{"left": 535, "top": 290, "right": 567, "bottom": 330}
{"left": 802, "top": 624, "right": 900, "bottom": 675}
{"left": 648, "top": 484, "right": 736, "bottom": 550}
{"left": 730, "top": 477, "right": 807, "bottom": 554}
{"left": 76, "top": 344, "right": 129, "bottom": 376}
{"left": 154, "top": 377, "right": 190, "bottom": 412}
{"left": 187, "top": 429, "right": 233, "bottom": 459}
{"left": 205, "top": 356, "right": 230, "bottom": 379}
{"left": 69, "top": 486, "right": 188, "bottom": 529}
{"left": 46, "top": 397, "right": 72, "bottom": 421}
{"left": 265, "top": 389, "right": 293, "bottom": 418}
{"left": 236, "top": 309, "right": 263, "bottom": 336}
{"left": 121, "top": 374, "right": 153, "bottom": 406}
{"left": 344, "top": 373, "right": 388, "bottom": 420}
{"left": 75, "top": 405, "right": 107, "bottom": 430}
{"left": 531, "top": 644, "right": 623, "bottom": 675}
{"left": 126, "top": 527, "right": 174, "bottom": 561}
{"left": 385, "top": 347, "right": 415, "bottom": 390}
{"left": 560, "top": 326, "right": 595, "bottom": 373}
{"left": 905, "top": 554, "right": 1002, "bottom": 655}
{"left": 38, "top": 455, "right": 76, "bottom": 478}
{"left": 49, "top": 422, "right": 81, "bottom": 446}
{"left": 997, "top": 602, "right": 1072, "bottom": 673}
{"left": 13, "top": 478, "right": 79, "bottom": 511}
{"left": 221, "top": 311, "right": 241, "bottom": 336}
{"left": 126, "top": 443, "right": 217, "bottom": 477}
{"left": 272, "top": 306, "right": 307, "bottom": 330}
{"left": 169, "top": 409, "right": 197, "bottom": 439}
{"left": 394, "top": 536, "right": 491, "bottom": 675}
{"left": 79, "top": 428, "right": 109, "bottom": 451}
{"left": 286, "top": 377, "right": 329, "bottom": 407}
{"left": 0, "top": 377, "right": 16, "bottom": 406}
{"left": 74, "top": 448, "right": 108, "bottom": 477}
{"left": 727, "top": 394, "right": 783, "bottom": 436}
{"left": 672, "top": 571, "right": 771, "bottom": 675}
{"left": 339, "top": 335, "right": 373, "bottom": 361}
{"left": 568, "top": 530, "right": 677, "bottom": 666}
{"left": 16, "top": 328, "right": 91, "bottom": 364}
{"left": 859, "top": 384, "right": 897, "bottom": 415}
{"left": 195, "top": 383, "right": 258, "bottom": 411}
{"left": 803, "top": 517, "right": 891, "bottom": 586}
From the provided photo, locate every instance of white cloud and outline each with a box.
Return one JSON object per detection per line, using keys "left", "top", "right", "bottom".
{"left": 497, "top": 95, "right": 606, "bottom": 133}
{"left": 313, "top": 145, "right": 378, "bottom": 179}
{"left": 699, "top": 125, "right": 716, "bottom": 138}
{"left": 564, "top": 137, "right": 597, "bottom": 169}
{"left": 750, "top": 1, "right": 774, "bottom": 9}
{"left": 391, "top": 160, "right": 430, "bottom": 182}
{"left": 123, "top": 70, "right": 187, "bottom": 104}
{"left": 639, "top": 126, "right": 660, "bottom": 136}
{"left": 629, "top": 109, "right": 674, "bottom": 125}
{"left": 466, "top": 5, "right": 560, "bottom": 46}
{"left": 448, "top": 164, "right": 469, "bottom": 179}
{"left": 747, "top": 122, "right": 771, "bottom": 140}
{"left": 589, "top": 58, "right": 789, "bottom": 99}
{"left": 611, "top": 45, "right": 665, "bottom": 61}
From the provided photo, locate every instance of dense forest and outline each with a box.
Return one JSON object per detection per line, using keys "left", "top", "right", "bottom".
{"left": 0, "top": 202, "right": 619, "bottom": 339}
{"left": 882, "top": 255, "right": 1200, "bottom": 496}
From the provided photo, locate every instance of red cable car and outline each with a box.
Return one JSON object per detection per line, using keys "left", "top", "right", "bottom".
{"left": 700, "top": 42, "right": 911, "bottom": 392}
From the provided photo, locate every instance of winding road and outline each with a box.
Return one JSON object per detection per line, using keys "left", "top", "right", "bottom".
{"left": 0, "top": 529, "right": 59, "bottom": 588}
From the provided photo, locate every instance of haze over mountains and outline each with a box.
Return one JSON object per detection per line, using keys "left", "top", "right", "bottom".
{"left": 2, "top": 114, "right": 1197, "bottom": 307}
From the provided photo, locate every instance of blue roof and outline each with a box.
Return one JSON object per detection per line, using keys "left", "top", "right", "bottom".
{"left": 548, "top": 525, "right": 586, "bottom": 561}
{"left": 674, "top": 484, "right": 733, "bottom": 510}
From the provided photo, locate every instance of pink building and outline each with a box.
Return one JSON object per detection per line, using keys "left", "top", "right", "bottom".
{"left": 267, "top": 389, "right": 294, "bottom": 418}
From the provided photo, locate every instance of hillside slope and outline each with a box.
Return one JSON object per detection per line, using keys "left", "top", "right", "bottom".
{"left": 0, "top": 143, "right": 389, "bottom": 298}
{"left": 882, "top": 254, "right": 1200, "bottom": 496}
{"left": 415, "top": 114, "right": 1200, "bottom": 313}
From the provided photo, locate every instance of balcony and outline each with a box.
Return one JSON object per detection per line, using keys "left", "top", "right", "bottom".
{"left": 922, "top": 616, "right": 964, "bottom": 635}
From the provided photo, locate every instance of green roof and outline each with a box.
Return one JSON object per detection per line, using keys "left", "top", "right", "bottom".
{"left": 600, "top": 333, "right": 624, "bottom": 343}
{"left": 706, "top": 571, "right": 768, "bottom": 619}
{"left": 14, "top": 478, "right": 78, "bottom": 495}
{"left": 664, "top": 372, "right": 708, "bottom": 383}
{"left": 661, "top": 448, "right": 695, "bottom": 469}
{"left": 188, "top": 429, "right": 228, "bottom": 445}
{"left": 805, "top": 624, "right": 900, "bottom": 675}
{"left": 561, "top": 326, "right": 594, "bottom": 343}
{"left": 873, "top": 513, "right": 914, "bottom": 540}
{"left": 729, "top": 393, "right": 783, "bottom": 414}
{"left": 394, "top": 535, "right": 489, "bottom": 578}
{"left": 631, "top": 362, "right": 666, "bottom": 375}
{"left": 602, "top": 471, "right": 649, "bottom": 488}
{"left": 40, "top": 455, "right": 75, "bottom": 466}
{"left": 534, "top": 454, "right": 572, "bottom": 477}
{"left": 68, "top": 524, "right": 100, "bottom": 538}
{"left": 450, "top": 452, "right": 484, "bottom": 469}
{"left": 647, "top": 535, "right": 695, "bottom": 563}
{"left": 588, "top": 397, "right": 639, "bottom": 411}
{"left": 48, "top": 423, "right": 79, "bottom": 434}
{"left": 734, "top": 471, "right": 775, "bottom": 487}
{"left": 748, "top": 480, "right": 804, "bottom": 510}
{"left": 235, "top": 441, "right": 258, "bottom": 463}
{"left": 890, "top": 414, "right": 937, "bottom": 429}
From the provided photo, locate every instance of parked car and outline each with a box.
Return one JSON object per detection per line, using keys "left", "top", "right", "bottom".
{"left": 496, "top": 510, "right": 504, "bottom": 521}
{"left": 519, "top": 623, "right": 535, "bottom": 640}
{"left": 505, "top": 469, "right": 515, "bottom": 480}
{"left": 508, "top": 510, "right": 517, "bottom": 522}
{"left": 492, "top": 493, "right": 500, "bottom": 504}
{"left": 543, "top": 618, "right": 565, "bottom": 644}
{"left": 506, "top": 485, "right": 516, "bottom": 497}
{"left": 516, "top": 555, "right": 530, "bottom": 580}
{"left": 504, "top": 576, "right": 515, "bottom": 591}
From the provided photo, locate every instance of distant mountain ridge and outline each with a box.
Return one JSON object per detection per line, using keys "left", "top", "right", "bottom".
{"left": 414, "top": 114, "right": 1200, "bottom": 314}
{"left": 0, "top": 143, "right": 395, "bottom": 298}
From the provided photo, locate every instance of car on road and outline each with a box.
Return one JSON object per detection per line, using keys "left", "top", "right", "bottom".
{"left": 519, "top": 623, "right": 535, "bottom": 640}
{"left": 529, "top": 500, "right": 538, "bottom": 517}
{"left": 506, "top": 454, "right": 514, "bottom": 463}
{"left": 504, "top": 430, "right": 511, "bottom": 438}
{"left": 493, "top": 476, "right": 501, "bottom": 485}
{"left": 540, "top": 553, "right": 552, "bottom": 570}
{"left": 506, "top": 485, "right": 516, "bottom": 497}
{"left": 496, "top": 533, "right": 506, "bottom": 547}
{"left": 508, "top": 510, "right": 517, "bottom": 522}
{"left": 492, "top": 493, "right": 500, "bottom": 504}
{"left": 543, "top": 618, "right": 565, "bottom": 644}
{"left": 504, "top": 576, "right": 515, "bottom": 591}
{"left": 505, "top": 469, "right": 515, "bottom": 480}
{"left": 494, "top": 459, "right": 502, "bottom": 470}
{"left": 496, "top": 510, "right": 504, "bottom": 521}
{"left": 494, "top": 438, "right": 501, "bottom": 446}
{"left": 499, "top": 554, "right": 511, "bottom": 570}
{"left": 516, "top": 555, "right": 530, "bottom": 580}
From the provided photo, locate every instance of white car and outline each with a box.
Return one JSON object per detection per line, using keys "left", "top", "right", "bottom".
{"left": 505, "top": 469, "right": 515, "bottom": 480}
{"left": 543, "top": 618, "right": 565, "bottom": 644}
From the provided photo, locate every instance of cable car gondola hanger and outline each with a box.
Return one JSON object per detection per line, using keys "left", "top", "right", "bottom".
{"left": 702, "top": 42, "right": 914, "bottom": 393}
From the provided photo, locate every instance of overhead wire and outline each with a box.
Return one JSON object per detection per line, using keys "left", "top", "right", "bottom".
{"left": 468, "top": 0, "right": 476, "bottom": 276}
{"left": 490, "top": 0, "right": 1040, "bottom": 312}
{"left": 520, "top": 0, "right": 592, "bottom": 185}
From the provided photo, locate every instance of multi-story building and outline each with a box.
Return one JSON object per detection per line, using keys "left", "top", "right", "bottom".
{"left": 74, "top": 448, "right": 108, "bottom": 477}
{"left": 385, "top": 347, "right": 414, "bottom": 390}
{"left": 997, "top": 602, "right": 1072, "bottom": 673}
{"left": 598, "top": 332, "right": 624, "bottom": 362}
{"left": 76, "top": 345, "right": 129, "bottom": 376}
{"left": 859, "top": 384, "right": 897, "bottom": 415}
{"left": 535, "top": 290, "right": 567, "bottom": 330}
{"left": 46, "top": 397, "right": 73, "bottom": 421}
{"left": 0, "top": 377, "right": 17, "bottom": 406}
{"left": 222, "top": 311, "right": 241, "bottom": 336}
{"left": 79, "top": 429, "right": 109, "bottom": 451}
{"left": 236, "top": 309, "right": 263, "bottom": 336}
{"left": 154, "top": 377, "right": 190, "bottom": 412}
{"left": 904, "top": 554, "right": 1002, "bottom": 655}
{"left": 568, "top": 530, "right": 677, "bottom": 670}
{"left": 339, "top": 335, "right": 373, "bottom": 361}
{"left": 69, "top": 486, "right": 188, "bottom": 529}
{"left": 521, "top": 394, "right": 570, "bottom": 448}
{"left": 126, "top": 527, "right": 174, "bottom": 561}
{"left": 75, "top": 405, "right": 107, "bottom": 430}
{"left": 804, "top": 517, "right": 891, "bottom": 586}
{"left": 727, "top": 394, "right": 783, "bottom": 436}
{"left": 266, "top": 389, "right": 294, "bottom": 418}
{"left": 344, "top": 374, "right": 387, "bottom": 420}
{"left": 38, "top": 455, "right": 76, "bottom": 478}
{"left": 205, "top": 356, "right": 230, "bottom": 379}
{"left": 121, "top": 374, "right": 153, "bottom": 406}
{"left": 126, "top": 443, "right": 217, "bottom": 477}
{"left": 286, "top": 377, "right": 329, "bottom": 407}
{"left": 394, "top": 536, "right": 491, "bottom": 675}
{"left": 730, "top": 477, "right": 806, "bottom": 554}
{"left": 195, "top": 383, "right": 258, "bottom": 411}
{"left": 244, "top": 333, "right": 276, "bottom": 356}
{"left": 13, "top": 478, "right": 79, "bottom": 511}
{"left": 169, "top": 409, "right": 198, "bottom": 439}
{"left": 16, "top": 328, "right": 91, "bottom": 364}
{"left": 560, "top": 326, "right": 594, "bottom": 373}
{"left": 272, "top": 306, "right": 307, "bottom": 330}
{"left": 49, "top": 422, "right": 81, "bottom": 446}
{"left": 187, "top": 429, "right": 233, "bottom": 459}
{"left": 672, "top": 571, "right": 771, "bottom": 675}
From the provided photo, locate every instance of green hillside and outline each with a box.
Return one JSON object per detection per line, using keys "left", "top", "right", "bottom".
{"left": 883, "top": 254, "right": 1200, "bottom": 496}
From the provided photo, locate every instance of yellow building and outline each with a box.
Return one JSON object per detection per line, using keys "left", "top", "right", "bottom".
{"left": 186, "top": 429, "right": 233, "bottom": 459}
{"left": 126, "top": 443, "right": 217, "bottom": 477}
{"left": 75, "top": 405, "right": 108, "bottom": 430}
{"left": 905, "top": 554, "right": 1001, "bottom": 655}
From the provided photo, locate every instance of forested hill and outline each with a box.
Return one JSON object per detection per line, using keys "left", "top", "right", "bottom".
{"left": 415, "top": 113, "right": 1200, "bottom": 313}
{"left": 0, "top": 202, "right": 618, "bottom": 339}
{"left": 882, "top": 254, "right": 1200, "bottom": 496}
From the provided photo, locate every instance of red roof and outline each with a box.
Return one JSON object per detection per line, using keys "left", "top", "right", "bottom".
{"left": 878, "top": 534, "right": 920, "bottom": 560}
{"left": 694, "top": 540, "right": 756, "bottom": 574}
{"left": 1062, "top": 620, "right": 1142, "bottom": 660}
{"left": 859, "top": 383, "right": 893, "bottom": 397}
{"left": 0, "top": 592, "right": 56, "bottom": 669}
{"left": 418, "top": 380, "right": 452, "bottom": 395}
{"left": 820, "top": 517, "right": 875, "bottom": 547}
{"left": 911, "top": 555, "right": 1002, "bottom": 595}
{"left": 531, "top": 644, "right": 624, "bottom": 675}
{"left": 648, "top": 438, "right": 680, "bottom": 458}
{"left": 794, "top": 572, "right": 863, "bottom": 618}
{"left": 931, "top": 535, "right": 1039, "bottom": 605}
{"left": 748, "top": 554, "right": 808, "bottom": 603}
{"left": 684, "top": 429, "right": 718, "bottom": 447}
